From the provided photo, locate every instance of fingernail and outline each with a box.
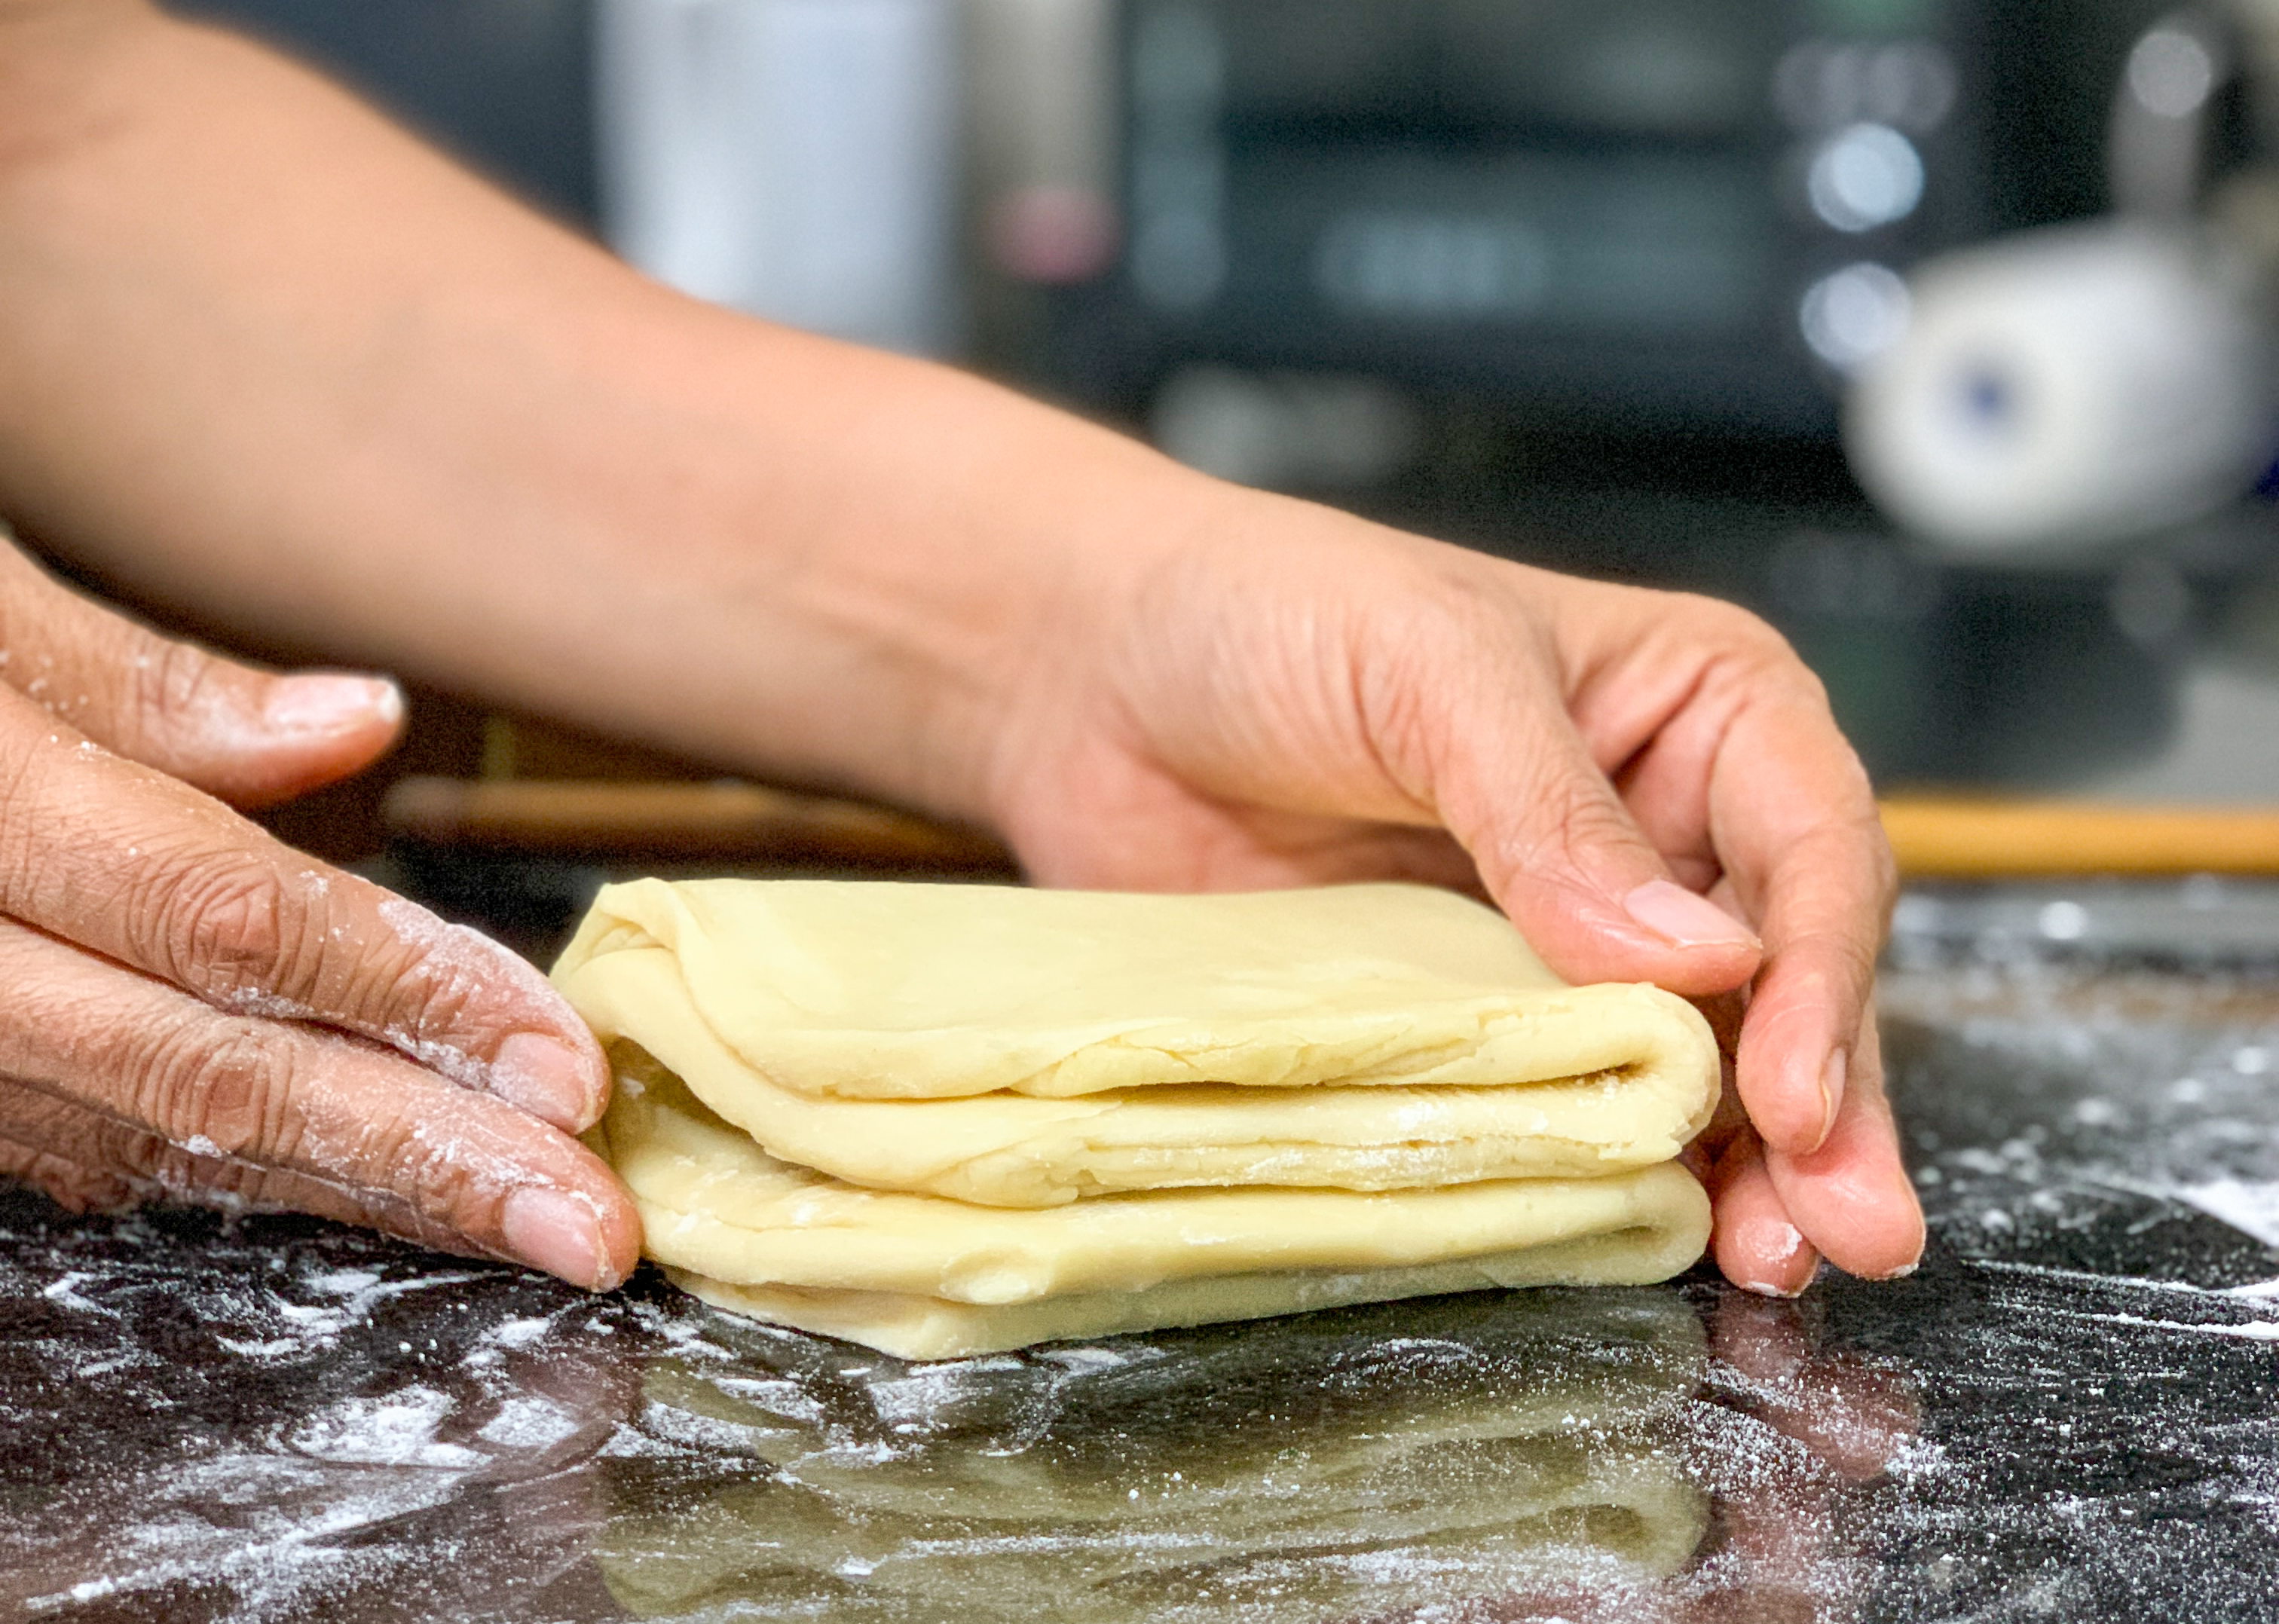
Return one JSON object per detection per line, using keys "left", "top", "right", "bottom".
{"left": 1623, "top": 880, "right": 1761, "bottom": 950}
{"left": 262, "top": 674, "right": 402, "bottom": 734}
{"left": 1736, "top": 1219, "right": 1813, "bottom": 1297}
{"left": 492, "top": 1032, "right": 603, "bottom": 1128}
{"left": 1740, "top": 1274, "right": 1812, "bottom": 1299}
{"left": 1816, "top": 1047, "right": 1848, "bottom": 1148}
{"left": 502, "top": 1186, "right": 610, "bottom": 1289}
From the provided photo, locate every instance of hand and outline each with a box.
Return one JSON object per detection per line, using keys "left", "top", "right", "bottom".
{"left": 982, "top": 494, "right": 1924, "bottom": 1293}
{"left": 0, "top": 531, "right": 638, "bottom": 1289}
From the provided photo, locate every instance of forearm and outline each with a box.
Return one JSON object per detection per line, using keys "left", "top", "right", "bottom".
{"left": 0, "top": 0, "right": 1196, "bottom": 821}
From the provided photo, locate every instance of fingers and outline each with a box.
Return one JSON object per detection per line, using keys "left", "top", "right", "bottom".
{"left": 1537, "top": 574, "right": 1889, "bottom": 1158}
{"left": 1415, "top": 566, "right": 1890, "bottom": 1185}
{"left": 1709, "top": 1014, "right": 1921, "bottom": 1288}
{"left": 1708, "top": 1128, "right": 1822, "bottom": 1296}
{"left": 1562, "top": 580, "right": 1910, "bottom": 1274}
{"left": 0, "top": 534, "right": 402, "bottom": 807}
{"left": 1467, "top": 751, "right": 1766, "bottom": 997}
{"left": 1364, "top": 571, "right": 1764, "bottom": 998}
{"left": 0, "top": 1092, "right": 418, "bottom": 1236}
{"left": 1762, "top": 1013, "right": 1925, "bottom": 1280}
{"left": 0, "top": 546, "right": 616, "bottom": 1279}
{"left": 0, "top": 1129, "right": 133, "bottom": 1212}
{"left": 0, "top": 685, "right": 609, "bottom": 1130}
{"left": 1708, "top": 687, "right": 1894, "bottom": 1155}
{"left": 0, "top": 916, "right": 641, "bottom": 1286}
{"left": 0, "top": 1093, "right": 605, "bottom": 1277}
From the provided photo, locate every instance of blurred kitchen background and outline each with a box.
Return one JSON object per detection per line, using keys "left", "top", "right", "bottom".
{"left": 161, "top": 0, "right": 2279, "bottom": 861}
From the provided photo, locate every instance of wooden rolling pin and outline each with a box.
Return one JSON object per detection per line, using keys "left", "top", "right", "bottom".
{"left": 383, "top": 778, "right": 2279, "bottom": 880}
{"left": 1877, "top": 796, "right": 2279, "bottom": 878}
{"left": 382, "top": 777, "right": 1017, "bottom": 873}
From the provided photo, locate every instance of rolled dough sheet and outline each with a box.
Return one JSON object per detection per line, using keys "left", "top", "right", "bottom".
{"left": 589, "top": 1051, "right": 1712, "bottom": 1361}
{"left": 554, "top": 879, "right": 1720, "bottom": 1207}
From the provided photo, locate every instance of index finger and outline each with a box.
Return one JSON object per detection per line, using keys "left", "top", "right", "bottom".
{"left": 0, "top": 690, "right": 607, "bottom": 1131}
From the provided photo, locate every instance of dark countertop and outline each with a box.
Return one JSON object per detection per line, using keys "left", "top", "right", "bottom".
{"left": 5, "top": 879, "right": 2279, "bottom": 1623}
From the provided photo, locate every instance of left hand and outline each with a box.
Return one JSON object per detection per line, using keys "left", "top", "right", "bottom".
{"left": 976, "top": 490, "right": 1923, "bottom": 1295}
{"left": 0, "top": 532, "right": 638, "bottom": 1289}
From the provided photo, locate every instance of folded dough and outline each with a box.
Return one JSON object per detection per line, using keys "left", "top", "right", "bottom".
{"left": 557, "top": 880, "right": 1718, "bottom": 1359}
{"left": 597, "top": 1049, "right": 1711, "bottom": 1358}
{"left": 555, "top": 879, "right": 1721, "bottom": 1207}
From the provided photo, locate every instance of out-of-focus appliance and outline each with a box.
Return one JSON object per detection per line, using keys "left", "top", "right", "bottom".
{"left": 597, "top": 0, "right": 963, "bottom": 356}
{"left": 1848, "top": 7, "right": 2279, "bottom": 555}
{"left": 978, "top": 0, "right": 2161, "bottom": 451}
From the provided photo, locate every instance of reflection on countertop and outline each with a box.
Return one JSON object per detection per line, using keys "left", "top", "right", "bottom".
{"left": 599, "top": 1290, "right": 1717, "bottom": 1621}
{"left": 5, "top": 883, "right": 2279, "bottom": 1622}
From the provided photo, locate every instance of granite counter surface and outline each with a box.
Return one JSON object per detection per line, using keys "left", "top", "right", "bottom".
{"left": 5, "top": 881, "right": 2278, "bottom": 1622}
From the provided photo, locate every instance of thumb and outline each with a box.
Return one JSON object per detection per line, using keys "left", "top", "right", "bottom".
{"left": 0, "top": 536, "right": 402, "bottom": 807}
{"left": 1421, "top": 649, "right": 1760, "bottom": 996}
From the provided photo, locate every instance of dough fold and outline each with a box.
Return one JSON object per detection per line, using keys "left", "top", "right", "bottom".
{"left": 555, "top": 879, "right": 1720, "bottom": 1207}
{"left": 555, "top": 879, "right": 1719, "bottom": 1359}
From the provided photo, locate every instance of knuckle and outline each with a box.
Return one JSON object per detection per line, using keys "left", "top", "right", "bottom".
{"left": 1351, "top": 568, "right": 1565, "bottom": 794}
{"left": 1679, "top": 592, "right": 1792, "bottom": 659}
{"left": 1863, "top": 818, "right": 1901, "bottom": 910}
{"left": 0, "top": 1134, "right": 122, "bottom": 1213}
{"left": 1782, "top": 657, "right": 1835, "bottom": 716}
{"left": 1788, "top": 919, "right": 1883, "bottom": 989}
{"left": 127, "top": 1017, "right": 301, "bottom": 1161}
{"left": 1807, "top": 766, "right": 1894, "bottom": 897}
{"left": 131, "top": 850, "right": 322, "bottom": 997}
{"left": 392, "top": 934, "right": 487, "bottom": 1038}
{"left": 1519, "top": 771, "right": 1642, "bottom": 876}
{"left": 335, "top": 1088, "right": 488, "bottom": 1220}
{"left": 127, "top": 638, "right": 222, "bottom": 745}
{"left": 0, "top": 729, "right": 48, "bottom": 883}
{"left": 1412, "top": 558, "right": 1544, "bottom": 656}
{"left": 1668, "top": 594, "right": 1823, "bottom": 696}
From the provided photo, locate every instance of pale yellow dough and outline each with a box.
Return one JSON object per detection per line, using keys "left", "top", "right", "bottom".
{"left": 555, "top": 880, "right": 1718, "bottom": 1359}
{"left": 554, "top": 879, "right": 1720, "bottom": 1206}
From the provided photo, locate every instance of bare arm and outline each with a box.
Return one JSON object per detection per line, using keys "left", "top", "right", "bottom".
{"left": 0, "top": 0, "right": 1160, "bottom": 819}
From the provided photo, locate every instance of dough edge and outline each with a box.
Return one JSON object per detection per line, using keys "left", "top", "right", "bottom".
{"left": 558, "top": 901, "right": 1721, "bottom": 1207}
{"left": 665, "top": 1193, "right": 1709, "bottom": 1362}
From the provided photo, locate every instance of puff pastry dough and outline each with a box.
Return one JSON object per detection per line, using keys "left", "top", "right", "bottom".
{"left": 556, "top": 880, "right": 1718, "bottom": 1359}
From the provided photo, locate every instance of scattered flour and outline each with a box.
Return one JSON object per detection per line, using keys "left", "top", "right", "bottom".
{"left": 2175, "top": 1177, "right": 2279, "bottom": 1251}
{"left": 287, "top": 1387, "right": 483, "bottom": 1470}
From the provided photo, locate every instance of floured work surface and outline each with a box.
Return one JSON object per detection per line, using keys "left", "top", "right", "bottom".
{"left": 555, "top": 880, "right": 1718, "bottom": 1357}
{"left": 12, "top": 878, "right": 2279, "bottom": 1621}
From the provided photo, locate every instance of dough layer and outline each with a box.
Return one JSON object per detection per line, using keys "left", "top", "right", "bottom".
{"left": 592, "top": 1041, "right": 1709, "bottom": 1360}
{"left": 555, "top": 879, "right": 1720, "bottom": 1207}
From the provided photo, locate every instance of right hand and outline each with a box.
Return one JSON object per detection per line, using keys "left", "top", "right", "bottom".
{"left": 0, "top": 531, "right": 638, "bottom": 1289}
{"left": 980, "top": 496, "right": 1923, "bottom": 1293}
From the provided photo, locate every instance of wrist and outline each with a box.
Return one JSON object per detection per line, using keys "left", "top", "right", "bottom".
{"left": 513, "top": 313, "right": 1211, "bottom": 829}
{"left": 782, "top": 362, "right": 1211, "bottom": 824}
